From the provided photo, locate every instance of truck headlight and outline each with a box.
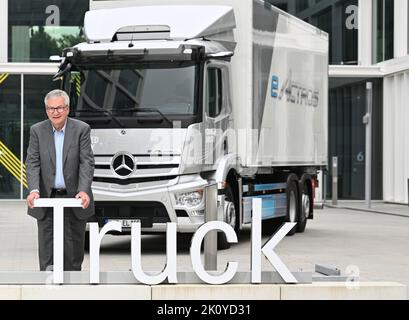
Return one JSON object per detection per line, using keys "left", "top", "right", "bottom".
{"left": 175, "top": 190, "right": 204, "bottom": 208}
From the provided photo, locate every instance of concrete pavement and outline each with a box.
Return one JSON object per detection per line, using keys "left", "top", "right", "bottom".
{"left": 0, "top": 201, "right": 408, "bottom": 299}
{"left": 326, "top": 201, "right": 409, "bottom": 218}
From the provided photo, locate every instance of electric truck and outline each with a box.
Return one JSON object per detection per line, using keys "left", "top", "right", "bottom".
{"left": 54, "top": 0, "right": 329, "bottom": 248}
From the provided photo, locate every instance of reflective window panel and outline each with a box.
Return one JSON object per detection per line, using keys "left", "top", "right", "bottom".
{"left": 0, "top": 74, "right": 21, "bottom": 199}
{"left": 373, "top": 0, "right": 394, "bottom": 63}
{"left": 23, "top": 75, "right": 59, "bottom": 198}
{"left": 267, "top": 0, "right": 358, "bottom": 65}
{"left": 8, "top": 0, "right": 89, "bottom": 62}
{"left": 328, "top": 78, "right": 383, "bottom": 200}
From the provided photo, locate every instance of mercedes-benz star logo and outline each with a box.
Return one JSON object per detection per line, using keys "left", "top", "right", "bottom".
{"left": 111, "top": 152, "right": 135, "bottom": 178}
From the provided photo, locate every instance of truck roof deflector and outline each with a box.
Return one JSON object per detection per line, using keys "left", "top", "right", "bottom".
{"left": 84, "top": 5, "right": 236, "bottom": 43}
{"left": 113, "top": 25, "right": 171, "bottom": 42}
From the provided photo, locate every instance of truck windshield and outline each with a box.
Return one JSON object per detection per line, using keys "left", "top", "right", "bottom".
{"left": 65, "top": 62, "right": 200, "bottom": 128}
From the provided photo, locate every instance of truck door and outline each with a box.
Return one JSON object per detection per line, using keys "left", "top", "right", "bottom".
{"left": 204, "top": 63, "right": 231, "bottom": 169}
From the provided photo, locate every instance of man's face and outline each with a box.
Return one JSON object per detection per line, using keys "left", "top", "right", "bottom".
{"left": 45, "top": 96, "right": 69, "bottom": 130}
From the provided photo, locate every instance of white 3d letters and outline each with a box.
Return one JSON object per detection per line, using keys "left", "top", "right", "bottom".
{"left": 251, "top": 198, "right": 298, "bottom": 283}
{"left": 33, "top": 199, "right": 83, "bottom": 284}
{"left": 89, "top": 221, "right": 122, "bottom": 284}
{"left": 33, "top": 199, "right": 298, "bottom": 285}
{"left": 190, "top": 221, "right": 238, "bottom": 284}
{"left": 131, "top": 222, "right": 178, "bottom": 285}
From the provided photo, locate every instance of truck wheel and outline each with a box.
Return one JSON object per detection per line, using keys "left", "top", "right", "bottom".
{"left": 286, "top": 180, "right": 298, "bottom": 236}
{"left": 218, "top": 184, "right": 238, "bottom": 250}
{"left": 297, "top": 181, "right": 310, "bottom": 233}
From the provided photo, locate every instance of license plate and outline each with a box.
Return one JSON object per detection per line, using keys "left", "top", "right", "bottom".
{"left": 106, "top": 219, "right": 140, "bottom": 228}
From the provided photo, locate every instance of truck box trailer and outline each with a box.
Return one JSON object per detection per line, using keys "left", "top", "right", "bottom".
{"left": 55, "top": 0, "right": 328, "bottom": 248}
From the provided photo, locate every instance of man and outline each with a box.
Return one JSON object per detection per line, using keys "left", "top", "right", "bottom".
{"left": 26, "top": 89, "right": 95, "bottom": 271}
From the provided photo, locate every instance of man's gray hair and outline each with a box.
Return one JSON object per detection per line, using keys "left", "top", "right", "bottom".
{"left": 44, "top": 89, "right": 70, "bottom": 108}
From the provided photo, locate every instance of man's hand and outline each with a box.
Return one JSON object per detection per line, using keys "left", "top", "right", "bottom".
{"left": 27, "top": 191, "right": 40, "bottom": 209}
{"left": 75, "top": 191, "right": 90, "bottom": 209}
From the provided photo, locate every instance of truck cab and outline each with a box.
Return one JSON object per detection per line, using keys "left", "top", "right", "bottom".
{"left": 58, "top": 6, "right": 237, "bottom": 239}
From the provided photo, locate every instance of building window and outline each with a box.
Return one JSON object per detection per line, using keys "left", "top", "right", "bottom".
{"left": 328, "top": 78, "right": 383, "bottom": 200}
{"left": 295, "top": 0, "right": 309, "bottom": 13}
{"left": 373, "top": 0, "right": 394, "bottom": 63}
{"left": 23, "top": 75, "right": 59, "bottom": 198}
{"left": 265, "top": 0, "right": 288, "bottom": 12}
{"left": 0, "top": 74, "right": 21, "bottom": 199}
{"left": 342, "top": 0, "right": 359, "bottom": 65}
{"left": 207, "top": 68, "right": 223, "bottom": 118}
{"left": 315, "top": 8, "right": 333, "bottom": 62}
{"left": 8, "top": 0, "right": 89, "bottom": 62}
{"left": 268, "top": 0, "right": 358, "bottom": 65}
{"left": 23, "top": 75, "right": 59, "bottom": 197}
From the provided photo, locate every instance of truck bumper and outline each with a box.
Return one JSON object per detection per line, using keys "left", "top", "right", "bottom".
{"left": 91, "top": 174, "right": 210, "bottom": 233}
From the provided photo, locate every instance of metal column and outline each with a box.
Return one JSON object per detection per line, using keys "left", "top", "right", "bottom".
{"left": 204, "top": 183, "right": 218, "bottom": 271}
{"left": 332, "top": 157, "right": 338, "bottom": 206}
{"left": 0, "top": 0, "right": 7, "bottom": 63}
{"left": 364, "top": 82, "right": 373, "bottom": 208}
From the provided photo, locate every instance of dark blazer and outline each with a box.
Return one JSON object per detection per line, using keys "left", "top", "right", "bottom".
{"left": 26, "top": 117, "right": 95, "bottom": 220}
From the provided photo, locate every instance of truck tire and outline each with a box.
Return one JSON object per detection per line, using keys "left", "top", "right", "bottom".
{"left": 262, "top": 217, "right": 284, "bottom": 236}
{"left": 285, "top": 178, "right": 299, "bottom": 236}
{"left": 297, "top": 181, "right": 310, "bottom": 233}
{"left": 218, "top": 184, "right": 238, "bottom": 250}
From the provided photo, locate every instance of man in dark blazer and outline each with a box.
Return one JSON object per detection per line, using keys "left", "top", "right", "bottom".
{"left": 26, "top": 89, "right": 95, "bottom": 271}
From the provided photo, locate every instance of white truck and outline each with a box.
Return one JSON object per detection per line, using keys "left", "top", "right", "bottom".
{"left": 54, "top": 0, "right": 328, "bottom": 248}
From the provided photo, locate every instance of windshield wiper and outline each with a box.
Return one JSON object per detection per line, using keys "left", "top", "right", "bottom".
{"left": 78, "top": 96, "right": 126, "bottom": 129}
{"left": 117, "top": 107, "right": 174, "bottom": 128}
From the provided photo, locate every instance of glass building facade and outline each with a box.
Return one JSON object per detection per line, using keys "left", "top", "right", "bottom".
{"left": 8, "top": 0, "right": 88, "bottom": 62}
{"left": 328, "top": 78, "right": 383, "bottom": 200}
{"left": 0, "top": 0, "right": 86, "bottom": 198}
{"left": 0, "top": 73, "right": 59, "bottom": 199}
{"left": 268, "top": 0, "right": 386, "bottom": 199}
{"left": 268, "top": 0, "right": 359, "bottom": 65}
{"left": 0, "top": 74, "right": 21, "bottom": 199}
{"left": 270, "top": 0, "right": 395, "bottom": 64}
{"left": 373, "top": 0, "right": 394, "bottom": 63}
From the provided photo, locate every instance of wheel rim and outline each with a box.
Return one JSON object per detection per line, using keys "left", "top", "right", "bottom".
{"left": 289, "top": 190, "right": 297, "bottom": 222}
{"left": 302, "top": 193, "right": 310, "bottom": 219}
{"left": 224, "top": 200, "right": 236, "bottom": 229}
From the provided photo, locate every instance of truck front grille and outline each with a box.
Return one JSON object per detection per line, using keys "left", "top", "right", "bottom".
{"left": 93, "top": 176, "right": 177, "bottom": 185}
{"left": 95, "top": 164, "right": 179, "bottom": 170}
